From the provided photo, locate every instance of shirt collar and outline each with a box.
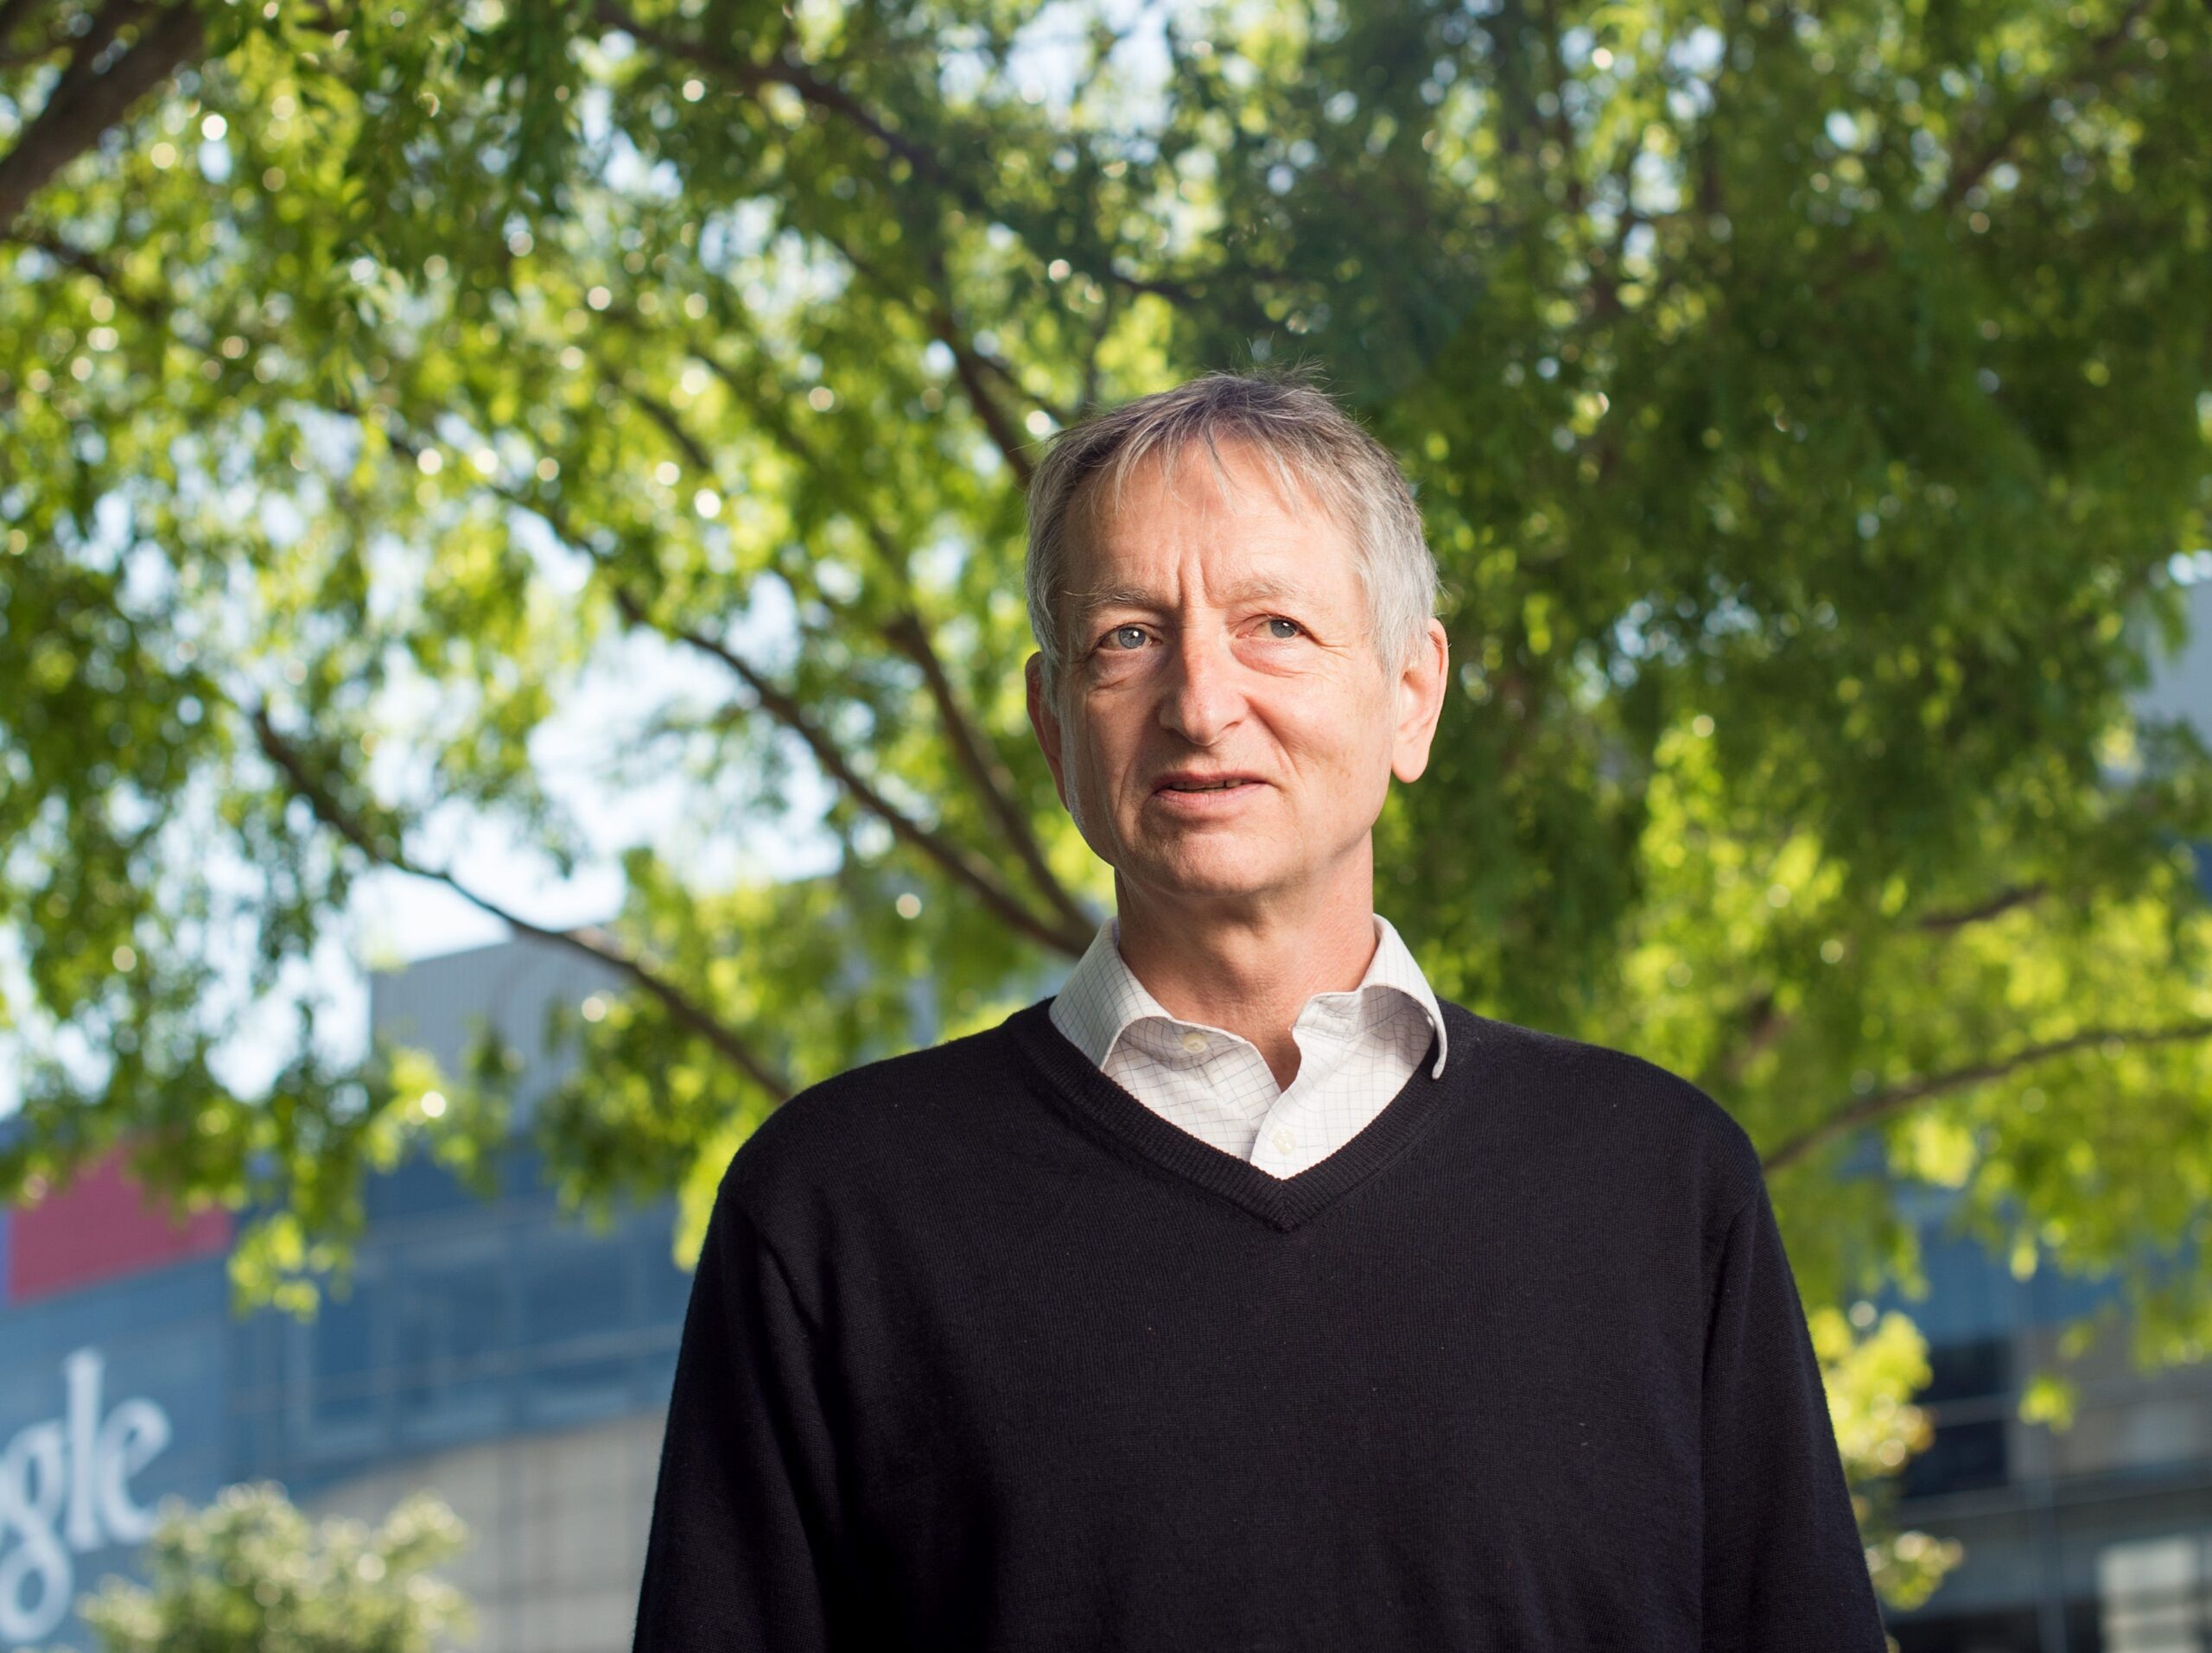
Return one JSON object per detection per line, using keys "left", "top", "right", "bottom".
{"left": 1051, "top": 912, "right": 1448, "bottom": 1080}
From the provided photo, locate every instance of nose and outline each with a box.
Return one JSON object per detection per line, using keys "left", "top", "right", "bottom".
{"left": 1159, "top": 626, "right": 1243, "bottom": 747}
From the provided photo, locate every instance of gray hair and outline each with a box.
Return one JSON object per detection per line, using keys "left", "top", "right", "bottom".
{"left": 1022, "top": 369, "right": 1440, "bottom": 694}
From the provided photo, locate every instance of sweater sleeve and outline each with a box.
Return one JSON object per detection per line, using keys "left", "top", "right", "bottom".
{"left": 631, "top": 1183, "right": 846, "bottom": 1653}
{"left": 1700, "top": 1177, "right": 1890, "bottom": 1651}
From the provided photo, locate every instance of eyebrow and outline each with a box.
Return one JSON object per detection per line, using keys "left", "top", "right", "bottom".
{"left": 1064, "top": 574, "right": 1313, "bottom": 627}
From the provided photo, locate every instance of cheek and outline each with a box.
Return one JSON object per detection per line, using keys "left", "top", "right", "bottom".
{"left": 1064, "top": 714, "right": 1137, "bottom": 811}
{"left": 1275, "top": 681, "right": 1393, "bottom": 776}
{"left": 1072, "top": 703, "right": 1141, "bottom": 769}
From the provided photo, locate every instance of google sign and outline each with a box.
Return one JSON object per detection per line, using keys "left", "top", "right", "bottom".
{"left": 0, "top": 1347, "right": 172, "bottom": 1643}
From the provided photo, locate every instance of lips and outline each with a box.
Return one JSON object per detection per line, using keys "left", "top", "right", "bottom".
{"left": 1153, "top": 773, "right": 1261, "bottom": 794}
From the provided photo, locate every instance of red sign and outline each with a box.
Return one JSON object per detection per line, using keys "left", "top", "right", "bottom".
{"left": 3, "top": 1147, "right": 232, "bottom": 1307}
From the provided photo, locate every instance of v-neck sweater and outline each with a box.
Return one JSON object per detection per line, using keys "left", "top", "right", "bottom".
{"left": 631, "top": 997, "right": 1889, "bottom": 1653}
{"left": 1047, "top": 912, "right": 1447, "bottom": 1178}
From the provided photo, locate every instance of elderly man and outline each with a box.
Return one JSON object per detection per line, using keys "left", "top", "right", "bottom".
{"left": 632, "top": 373, "right": 1889, "bottom": 1651}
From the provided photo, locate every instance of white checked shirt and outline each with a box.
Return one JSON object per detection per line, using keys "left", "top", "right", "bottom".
{"left": 1048, "top": 914, "right": 1448, "bottom": 1179}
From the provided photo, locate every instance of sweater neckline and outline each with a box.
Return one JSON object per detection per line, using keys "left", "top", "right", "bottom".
{"left": 1005, "top": 996, "right": 1461, "bottom": 1233}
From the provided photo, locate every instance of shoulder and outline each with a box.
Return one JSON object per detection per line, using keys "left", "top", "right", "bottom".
{"left": 715, "top": 1006, "right": 1033, "bottom": 1226}
{"left": 1438, "top": 1000, "right": 1767, "bottom": 1217}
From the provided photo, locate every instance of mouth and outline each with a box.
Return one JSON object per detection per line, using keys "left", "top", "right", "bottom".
{"left": 1152, "top": 774, "right": 1262, "bottom": 795}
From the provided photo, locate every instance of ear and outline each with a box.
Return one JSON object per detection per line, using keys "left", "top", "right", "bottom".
{"left": 1027, "top": 652, "right": 1074, "bottom": 810}
{"left": 1389, "top": 619, "right": 1451, "bottom": 785}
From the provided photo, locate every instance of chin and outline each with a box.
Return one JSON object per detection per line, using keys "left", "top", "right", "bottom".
{"left": 1128, "top": 842, "right": 1290, "bottom": 901}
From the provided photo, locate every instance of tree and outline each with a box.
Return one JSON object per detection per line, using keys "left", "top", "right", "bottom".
{"left": 1815, "top": 1302, "right": 1964, "bottom": 1613}
{"left": 70, "top": 1481, "right": 469, "bottom": 1653}
{"left": 4, "top": 0, "right": 2211, "bottom": 1598}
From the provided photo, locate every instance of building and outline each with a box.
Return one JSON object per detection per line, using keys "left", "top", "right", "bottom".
{"left": 1875, "top": 1180, "right": 2212, "bottom": 1650}
{"left": 0, "top": 938, "right": 681, "bottom": 1652}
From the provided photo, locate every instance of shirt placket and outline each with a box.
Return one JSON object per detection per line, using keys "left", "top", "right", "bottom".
{"left": 1251, "top": 999, "right": 1360, "bottom": 1174}
{"left": 1123, "top": 1021, "right": 1271, "bottom": 1160}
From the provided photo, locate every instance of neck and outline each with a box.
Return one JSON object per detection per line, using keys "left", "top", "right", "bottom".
{"left": 1110, "top": 848, "right": 1380, "bottom": 1088}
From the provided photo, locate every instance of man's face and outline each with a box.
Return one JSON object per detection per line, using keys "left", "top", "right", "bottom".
{"left": 1027, "top": 438, "right": 1447, "bottom": 911}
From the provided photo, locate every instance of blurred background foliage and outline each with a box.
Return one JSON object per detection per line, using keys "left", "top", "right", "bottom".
{"left": 3, "top": 0, "right": 2212, "bottom": 1602}
{"left": 70, "top": 1480, "right": 470, "bottom": 1652}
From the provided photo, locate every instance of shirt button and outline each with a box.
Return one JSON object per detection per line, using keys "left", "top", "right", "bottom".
{"left": 1179, "top": 1031, "right": 1207, "bottom": 1054}
{"left": 1271, "top": 1127, "right": 1298, "bottom": 1154}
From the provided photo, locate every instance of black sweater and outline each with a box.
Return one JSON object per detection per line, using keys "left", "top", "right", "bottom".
{"left": 631, "top": 997, "right": 1889, "bottom": 1652}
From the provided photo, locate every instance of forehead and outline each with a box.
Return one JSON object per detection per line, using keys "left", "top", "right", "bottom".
{"left": 1065, "top": 436, "right": 1359, "bottom": 591}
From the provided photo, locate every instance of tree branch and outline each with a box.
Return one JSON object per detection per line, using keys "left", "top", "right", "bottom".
{"left": 0, "top": 0, "right": 48, "bottom": 53}
{"left": 1940, "top": 0, "right": 2157, "bottom": 210}
{"left": 1916, "top": 882, "right": 2050, "bottom": 935}
{"left": 589, "top": 0, "right": 1198, "bottom": 313}
{"left": 817, "top": 217, "right": 1054, "bottom": 480}
{"left": 374, "top": 385, "right": 1086, "bottom": 955}
{"left": 667, "top": 332, "right": 1092, "bottom": 936}
{"left": 1713, "top": 882, "right": 2052, "bottom": 1087}
{"left": 1713, "top": 990, "right": 1793, "bottom": 1088}
{"left": 881, "top": 607, "right": 1096, "bottom": 938}
{"left": 614, "top": 370, "right": 721, "bottom": 479}
{"left": 610, "top": 584, "right": 1090, "bottom": 956}
{"left": 0, "top": 0, "right": 202, "bottom": 231}
{"left": 591, "top": 0, "right": 944, "bottom": 187}
{"left": 6, "top": 227, "right": 167, "bottom": 322}
{"left": 1761, "top": 1017, "right": 2212, "bottom": 1174}
{"left": 44, "top": 0, "right": 153, "bottom": 111}
{"left": 936, "top": 302, "right": 1038, "bottom": 486}
{"left": 244, "top": 701, "right": 794, "bottom": 1101}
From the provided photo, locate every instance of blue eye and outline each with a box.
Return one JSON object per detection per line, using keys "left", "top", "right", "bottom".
{"left": 1104, "top": 625, "right": 1148, "bottom": 651}
{"left": 1266, "top": 617, "right": 1303, "bottom": 639}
